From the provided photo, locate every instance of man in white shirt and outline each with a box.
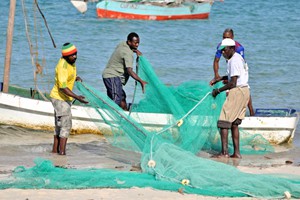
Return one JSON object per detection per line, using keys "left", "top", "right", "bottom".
{"left": 210, "top": 38, "right": 250, "bottom": 159}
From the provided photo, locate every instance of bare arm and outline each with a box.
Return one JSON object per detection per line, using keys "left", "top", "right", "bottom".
{"left": 60, "top": 78, "right": 88, "bottom": 104}
{"left": 213, "top": 57, "right": 221, "bottom": 79}
{"left": 210, "top": 75, "right": 228, "bottom": 86}
{"left": 211, "top": 76, "right": 237, "bottom": 98}
{"left": 210, "top": 57, "right": 222, "bottom": 86}
{"left": 218, "top": 76, "right": 237, "bottom": 92}
{"left": 127, "top": 67, "right": 147, "bottom": 93}
{"left": 133, "top": 49, "right": 142, "bottom": 56}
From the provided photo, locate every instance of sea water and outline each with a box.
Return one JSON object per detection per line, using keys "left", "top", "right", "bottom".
{"left": 0, "top": 0, "right": 299, "bottom": 170}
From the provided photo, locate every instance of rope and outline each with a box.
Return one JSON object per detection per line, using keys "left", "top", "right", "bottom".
{"left": 36, "top": 86, "right": 49, "bottom": 101}
{"left": 128, "top": 57, "right": 139, "bottom": 115}
{"left": 21, "top": 0, "right": 35, "bottom": 80}
{"left": 154, "top": 91, "right": 211, "bottom": 135}
{"left": 148, "top": 91, "right": 211, "bottom": 170}
{"left": 21, "top": 0, "right": 49, "bottom": 101}
{"left": 34, "top": 0, "right": 56, "bottom": 48}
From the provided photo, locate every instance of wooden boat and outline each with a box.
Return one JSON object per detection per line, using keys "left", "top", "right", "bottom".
{"left": 71, "top": 0, "right": 88, "bottom": 14}
{"left": 96, "top": 0, "right": 213, "bottom": 20}
{"left": 0, "top": 86, "right": 299, "bottom": 145}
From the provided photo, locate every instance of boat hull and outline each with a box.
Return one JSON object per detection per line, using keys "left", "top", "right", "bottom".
{"left": 0, "top": 92, "right": 299, "bottom": 144}
{"left": 96, "top": 1, "right": 212, "bottom": 20}
{"left": 71, "top": 0, "right": 88, "bottom": 14}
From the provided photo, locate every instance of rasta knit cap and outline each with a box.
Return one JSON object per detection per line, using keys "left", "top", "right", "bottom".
{"left": 62, "top": 43, "right": 77, "bottom": 56}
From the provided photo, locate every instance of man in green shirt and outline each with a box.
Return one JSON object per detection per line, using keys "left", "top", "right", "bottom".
{"left": 102, "top": 32, "right": 147, "bottom": 110}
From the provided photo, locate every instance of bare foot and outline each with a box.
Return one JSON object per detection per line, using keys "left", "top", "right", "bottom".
{"left": 230, "top": 154, "right": 242, "bottom": 159}
{"left": 211, "top": 153, "right": 229, "bottom": 158}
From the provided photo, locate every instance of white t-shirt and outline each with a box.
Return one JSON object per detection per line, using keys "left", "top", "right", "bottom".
{"left": 227, "top": 52, "right": 249, "bottom": 87}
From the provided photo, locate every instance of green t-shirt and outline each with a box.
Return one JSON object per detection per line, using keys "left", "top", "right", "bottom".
{"left": 102, "top": 41, "right": 134, "bottom": 85}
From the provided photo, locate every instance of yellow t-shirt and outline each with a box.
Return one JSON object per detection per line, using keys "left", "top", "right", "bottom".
{"left": 50, "top": 58, "right": 77, "bottom": 101}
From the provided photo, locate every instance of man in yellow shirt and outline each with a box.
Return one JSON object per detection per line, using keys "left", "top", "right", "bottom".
{"left": 50, "top": 43, "right": 88, "bottom": 155}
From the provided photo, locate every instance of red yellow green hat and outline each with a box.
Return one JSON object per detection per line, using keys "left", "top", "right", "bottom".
{"left": 62, "top": 43, "right": 77, "bottom": 56}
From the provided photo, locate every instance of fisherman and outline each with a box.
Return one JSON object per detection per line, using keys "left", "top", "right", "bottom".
{"left": 210, "top": 28, "right": 254, "bottom": 116}
{"left": 210, "top": 38, "right": 250, "bottom": 158}
{"left": 50, "top": 43, "right": 88, "bottom": 155}
{"left": 102, "top": 32, "right": 147, "bottom": 111}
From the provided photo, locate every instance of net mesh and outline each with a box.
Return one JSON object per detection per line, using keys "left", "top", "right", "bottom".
{"left": 1, "top": 56, "right": 300, "bottom": 198}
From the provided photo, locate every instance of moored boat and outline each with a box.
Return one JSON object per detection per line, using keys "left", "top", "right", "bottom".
{"left": 0, "top": 86, "right": 299, "bottom": 145}
{"left": 96, "top": 0, "right": 213, "bottom": 20}
{"left": 71, "top": 0, "right": 88, "bottom": 14}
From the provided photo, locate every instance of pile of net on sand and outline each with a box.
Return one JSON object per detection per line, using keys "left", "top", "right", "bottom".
{"left": 1, "top": 56, "right": 299, "bottom": 199}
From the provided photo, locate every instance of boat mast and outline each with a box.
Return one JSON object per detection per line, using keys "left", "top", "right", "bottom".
{"left": 3, "top": 0, "right": 16, "bottom": 93}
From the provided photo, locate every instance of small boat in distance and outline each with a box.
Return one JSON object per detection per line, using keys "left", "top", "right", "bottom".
{"left": 96, "top": 0, "right": 214, "bottom": 20}
{"left": 71, "top": 0, "right": 88, "bottom": 14}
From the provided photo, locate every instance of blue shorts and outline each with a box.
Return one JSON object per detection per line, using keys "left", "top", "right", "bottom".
{"left": 103, "top": 77, "right": 126, "bottom": 106}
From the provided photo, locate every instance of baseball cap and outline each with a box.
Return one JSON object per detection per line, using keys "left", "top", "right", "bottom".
{"left": 218, "top": 38, "right": 235, "bottom": 50}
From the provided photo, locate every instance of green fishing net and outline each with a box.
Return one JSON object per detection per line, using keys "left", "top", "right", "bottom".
{"left": 1, "top": 157, "right": 300, "bottom": 198}
{"left": 1, "top": 56, "right": 300, "bottom": 198}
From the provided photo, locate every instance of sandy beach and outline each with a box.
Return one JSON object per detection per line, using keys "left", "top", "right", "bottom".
{"left": 0, "top": 129, "right": 300, "bottom": 200}
{"left": 0, "top": 188, "right": 257, "bottom": 200}
{"left": 0, "top": 188, "right": 241, "bottom": 200}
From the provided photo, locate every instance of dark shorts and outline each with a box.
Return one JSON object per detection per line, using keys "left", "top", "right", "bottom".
{"left": 103, "top": 77, "right": 126, "bottom": 106}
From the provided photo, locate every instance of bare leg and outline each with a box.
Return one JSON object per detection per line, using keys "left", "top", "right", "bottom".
{"left": 220, "top": 128, "right": 229, "bottom": 157}
{"left": 120, "top": 99, "right": 128, "bottom": 111}
{"left": 248, "top": 95, "right": 255, "bottom": 116}
{"left": 230, "top": 125, "right": 242, "bottom": 158}
{"left": 211, "top": 128, "right": 230, "bottom": 158}
{"left": 59, "top": 137, "right": 68, "bottom": 155}
{"left": 212, "top": 128, "right": 229, "bottom": 158}
{"left": 52, "top": 135, "right": 60, "bottom": 153}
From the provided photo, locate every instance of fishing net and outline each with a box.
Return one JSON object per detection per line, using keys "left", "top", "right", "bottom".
{"left": 78, "top": 56, "right": 273, "bottom": 156}
{"left": 1, "top": 157, "right": 300, "bottom": 198}
{"left": 1, "top": 56, "right": 300, "bottom": 198}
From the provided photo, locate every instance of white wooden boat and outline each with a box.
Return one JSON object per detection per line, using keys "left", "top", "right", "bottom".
{"left": 71, "top": 0, "right": 88, "bottom": 14}
{"left": 0, "top": 90, "right": 299, "bottom": 145}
